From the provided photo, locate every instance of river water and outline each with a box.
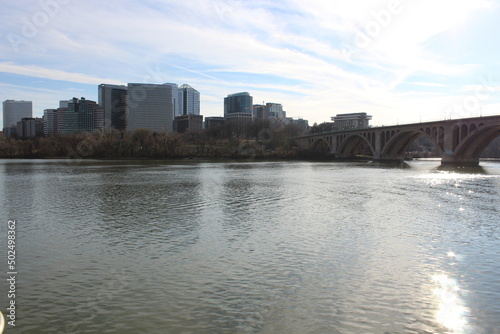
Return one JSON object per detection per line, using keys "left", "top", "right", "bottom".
{"left": 0, "top": 159, "right": 499, "bottom": 334}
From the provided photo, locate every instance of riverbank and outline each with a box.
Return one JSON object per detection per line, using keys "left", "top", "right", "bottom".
{"left": 2, "top": 129, "right": 499, "bottom": 161}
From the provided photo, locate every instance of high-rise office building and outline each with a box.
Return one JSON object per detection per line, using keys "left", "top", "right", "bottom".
{"left": 43, "top": 101, "right": 71, "bottom": 135}
{"left": 127, "top": 83, "right": 174, "bottom": 133}
{"left": 57, "top": 101, "right": 70, "bottom": 133}
{"left": 59, "top": 100, "right": 71, "bottom": 108}
{"left": 224, "top": 92, "right": 253, "bottom": 116}
{"left": 98, "top": 84, "right": 127, "bottom": 130}
{"left": 178, "top": 84, "right": 200, "bottom": 116}
{"left": 43, "top": 109, "right": 58, "bottom": 136}
{"left": 58, "top": 97, "right": 104, "bottom": 134}
{"left": 3, "top": 100, "right": 32, "bottom": 134}
{"left": 162, "top": 83, "right": 181, "bottom": 117}
{"left": 266, "top": 103, "right": 286, "bottom": 119}
{"left": 252, "top": 103, "right": 286, "bottom": 120}
{"left": 252, "top": 104, "right": 266, "bottom": 119}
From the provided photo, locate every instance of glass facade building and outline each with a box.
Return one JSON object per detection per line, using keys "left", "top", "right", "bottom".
{"left": 98, "top": 84, "right": 127, "bottom": 131}
{"left": 224, "top": 92, "right": 253, "bottom": 116}
{"left": 162, "top": 83, "right": 181, "bottom": 117}
{"left": 179, "top": 84, "right": 200, "bottom": 116}
{"left": 59, "top": 97, "right": 104, "bottom": 134}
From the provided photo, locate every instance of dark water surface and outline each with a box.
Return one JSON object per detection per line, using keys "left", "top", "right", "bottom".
{"left": 0, "top": 159, "right": 499, "bottom": 333}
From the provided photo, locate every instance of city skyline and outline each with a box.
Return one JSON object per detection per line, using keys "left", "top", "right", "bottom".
{"left": 2, "top": 82, "right": 302, "bottom": 137}
{"left": 2, "top": 0, "right": 500, "bottom": 129}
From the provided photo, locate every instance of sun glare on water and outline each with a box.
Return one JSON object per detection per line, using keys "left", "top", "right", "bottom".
{"left": 432, "top": 274, "right": 469, "bottom": 333}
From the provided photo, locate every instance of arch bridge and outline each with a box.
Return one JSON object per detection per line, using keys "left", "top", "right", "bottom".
{"left": 295, "top": 115, "right": 500, "bottom": 166}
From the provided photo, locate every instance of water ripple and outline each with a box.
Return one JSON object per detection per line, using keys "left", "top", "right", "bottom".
{"left": 0, "top": 160, "right": 499, "bottom": 333}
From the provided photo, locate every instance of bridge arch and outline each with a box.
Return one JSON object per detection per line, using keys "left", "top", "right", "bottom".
{"left": 381, "top": 130, "right": 443, "bottom": 160}
{"left": 310, "top": 137, "right": 332, "bottom": 153}
{"left": 450, "top": 123, "right": 500, "bottom": 164}
{"left": 337, "top": 134, "right": 374, "bottom": 158}
{"left": 461, "top": 124, "right": 468, "bottom": 139}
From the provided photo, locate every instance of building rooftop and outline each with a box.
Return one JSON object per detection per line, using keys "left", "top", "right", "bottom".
{"left": 331, "top": 112, "right": 372, "bottom": 121}
{"left": 227, "top": 92, "right": 250, "bottom": 97}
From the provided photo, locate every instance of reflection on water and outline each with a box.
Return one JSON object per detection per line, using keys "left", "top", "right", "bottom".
{"left": 433, "top": 273, "right": 468, "bottom": 333}
{"left": 0, "top": 159, "right": 499, "bottom": 333}
{"left": 433, "top": 251, "right": 469, "bottom": 333}
{"left": 436, "top": 164, "right": 489, "bottom": 174}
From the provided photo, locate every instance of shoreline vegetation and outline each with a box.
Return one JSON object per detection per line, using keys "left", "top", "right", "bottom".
{"left": 2, "top": 123, "right": 499, "bottom": 161}
{"left": 0, "top": 123, "right": 314, "bottom": 160}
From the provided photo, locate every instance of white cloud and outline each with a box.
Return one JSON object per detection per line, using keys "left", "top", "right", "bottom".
{"left": 459, "top": 84, "right": 500, "bottom": 93}
{"left": 409, "top": 82, "right": 448, "bottom": 88}
{"left": 0, "top": 62, "right": 124, "bottom": 85}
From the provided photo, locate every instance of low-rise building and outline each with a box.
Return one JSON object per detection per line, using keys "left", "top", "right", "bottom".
{"left": 225, "top": 112, "right": 253, "bottom": 137}
{"left": 175, "top": 114, "right": 203, "bottom": 134}
{"left": 205, "top": 117, "right": 226, "bottom": 129}
{"left": 331, "top": 113, "right": 372, "bottom": 130}
{"left": 16, "top": 117, "right": 44, "bottom": 138}
{"left": 284, "top": 117, "right": 309, "bottom": 134}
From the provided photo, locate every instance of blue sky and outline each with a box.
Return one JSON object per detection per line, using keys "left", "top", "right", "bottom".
{"left": 1, "top": 0, "right": 500, "bottom": 128}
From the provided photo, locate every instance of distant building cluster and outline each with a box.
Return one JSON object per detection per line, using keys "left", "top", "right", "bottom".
{"left": 2, "top": 86, "right": 309, "bottom": 138}
{"left": 211, "top": 91, "right": 309, "bottom": 135}
{"left": 2, "top": 100, "right": 41, "bottom": 138}
{"left": 1, "top": 82, "right": 201, "bottom": 138}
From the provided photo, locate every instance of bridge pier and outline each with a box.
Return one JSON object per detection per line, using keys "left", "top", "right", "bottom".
{"left": 372, "top": 153, "right": 402, "bottom": 163}
{"left": 440, "top": 155, "right": 479, "bottom": 167}
{"left": 373, "top": 157, "right": 405, "bottom": 163}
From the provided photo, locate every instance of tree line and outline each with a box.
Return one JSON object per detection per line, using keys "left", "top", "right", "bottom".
{"left": 0, "top": 121, "right": 307, "bottom": 160}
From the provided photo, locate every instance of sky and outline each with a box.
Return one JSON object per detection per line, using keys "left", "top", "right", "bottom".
{"left": 1, "top": 0, "right": 500, "bottom": 128}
